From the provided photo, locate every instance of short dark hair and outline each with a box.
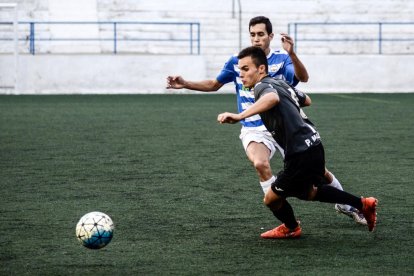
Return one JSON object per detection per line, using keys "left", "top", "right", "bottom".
{"left": 249, "top": 16, "right": 272, "bottom": 35}
{"left": 237, "top": 46, "right": 268, "bottom": 74}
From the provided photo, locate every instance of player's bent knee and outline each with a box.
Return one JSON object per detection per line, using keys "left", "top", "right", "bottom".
{"left": 253, "top": 159, "right": 270, "bottom": 172}
{"left": 263, "top": 195, "right": 274, "bottom": 206}
{"left": 263, "top": 190, "right": 282, "bottom": 207}
{"left": 263, "top": 196, "right": 267, "bottom": 205}
{"left": 324, "top": 169, "right": 333, "bottom": 183}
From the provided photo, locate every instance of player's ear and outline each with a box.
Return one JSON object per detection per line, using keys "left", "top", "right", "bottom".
{"left": 258, "top": 64, "right": 266, "bottom": 74}
{"left": 269, "top": 32, "right": 274, "bottom": 40}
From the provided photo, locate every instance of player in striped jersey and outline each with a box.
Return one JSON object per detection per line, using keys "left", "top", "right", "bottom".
{"left": 166, "top": 16, "right": 365, "bottom": 225}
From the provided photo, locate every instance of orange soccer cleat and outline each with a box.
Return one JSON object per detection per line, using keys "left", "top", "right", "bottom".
{"left": 361, "top": 197, "right": 378, "bottom": 232}
{"left": 261, "top": 222, "right": 302, "bottom": 239}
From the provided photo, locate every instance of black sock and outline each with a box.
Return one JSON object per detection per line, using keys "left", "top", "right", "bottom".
{"left": 314, "top": 185, "right": 363, "bottom": 210}
{"left": 270, "top": 200, "right": 298, "bottom": 230}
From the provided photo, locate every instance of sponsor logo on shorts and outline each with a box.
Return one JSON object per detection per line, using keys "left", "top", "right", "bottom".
{"left": 274, "top": 186, "right": 284, "bottom": 192}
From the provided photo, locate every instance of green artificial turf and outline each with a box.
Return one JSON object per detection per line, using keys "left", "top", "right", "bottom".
{"left": 0, "top": 94, "right": 413, "bottom": 275}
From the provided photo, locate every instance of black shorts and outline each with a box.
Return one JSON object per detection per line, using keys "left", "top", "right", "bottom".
{"left": 271, "top": 143, "right": 326, "bottom": 200}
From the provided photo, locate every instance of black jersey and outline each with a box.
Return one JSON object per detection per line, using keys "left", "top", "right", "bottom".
{"left": 253, "top": 77, "right": 321, "bottom": 158}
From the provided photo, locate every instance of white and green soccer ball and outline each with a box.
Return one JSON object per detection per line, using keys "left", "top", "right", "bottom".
{"left": 76, "top": 211, "right": 114, "bottom": 249}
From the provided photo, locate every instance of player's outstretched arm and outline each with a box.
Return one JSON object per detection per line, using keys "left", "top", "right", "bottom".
{"left": 280, "top": 33, "right": 309, "bottom": 82}
{"left": 166, "top": 76, "right": 223, "bottom": 92}
{"left": 218, "top": 93, "right": 279, "bottom": 124}
{"left": 217, "top": 112, "right": 241, "bottom": 124}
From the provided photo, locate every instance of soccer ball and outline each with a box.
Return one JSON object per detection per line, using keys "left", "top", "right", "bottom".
{"left": 76, "top": 211, "right": 114, "bottom": 249}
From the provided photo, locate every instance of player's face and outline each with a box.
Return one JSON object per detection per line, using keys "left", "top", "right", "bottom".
{"left": 249, "top": 23, "right": 273, "bottom": 54}
{"left": 238, "top": 56, "right": 266, "bottom": 88}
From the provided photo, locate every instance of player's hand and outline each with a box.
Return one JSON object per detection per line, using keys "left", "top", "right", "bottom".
{"left": 217, "top": 112, "right": 241, "bottom": 124}
{"left": 280, "top": 33, "right": 294, "bottom": 54}
{"left": 166, "top": 75, "right": 186, "bottom": 89}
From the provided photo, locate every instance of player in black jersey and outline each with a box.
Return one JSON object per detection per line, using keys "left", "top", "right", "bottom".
{"left": 168, "top": 16, "right": 365, "bottom": 225}
{"left": 217, "top": 46, "right": 378, "bottom": 238}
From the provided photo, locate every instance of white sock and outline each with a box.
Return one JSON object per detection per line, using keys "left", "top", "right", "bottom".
{"left": 329, "top": 173, "right": 351, "bottom": 211}
{"left": 328, "top": 173, "right": 343, "bottom": 191}
{"left": 260, "top": 175, "right": 276, "bottom": 194}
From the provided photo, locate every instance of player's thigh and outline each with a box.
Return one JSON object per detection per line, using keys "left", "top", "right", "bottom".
{"left": 273, "top": 145, "right": 325, "bottom": 199}
{"left": 240, "top": 130, "right": 280, "bottom": 161}
{"left": 246, "top": 142, "right": 271, "bottom": 164}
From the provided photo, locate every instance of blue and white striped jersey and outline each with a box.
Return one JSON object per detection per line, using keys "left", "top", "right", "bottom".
{"left": 216, "top": 49, "right": 298, "bottom": 130}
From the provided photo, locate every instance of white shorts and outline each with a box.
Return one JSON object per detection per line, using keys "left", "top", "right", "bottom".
{"left": 239, "top": 128, "right": 284, "bottom": 159}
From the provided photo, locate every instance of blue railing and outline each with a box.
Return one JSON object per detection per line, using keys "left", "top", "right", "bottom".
{"left": 1, "top": 21, "right": 201, "bottom": 55}
{"left": 288, "top": 22, "right": 414, "bottom": 54}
